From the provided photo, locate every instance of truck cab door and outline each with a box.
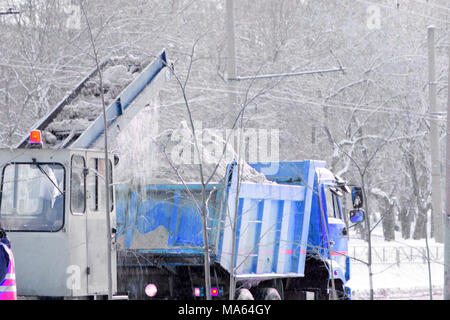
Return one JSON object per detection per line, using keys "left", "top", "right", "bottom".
{"left": 85, "top": 152, "right": 116, "bottom": 295}
{"left": 323, "top": 189, "right": 348, "bottom": 279}
{"left": 69, "top": 151, "right": 89, "bottom": 295}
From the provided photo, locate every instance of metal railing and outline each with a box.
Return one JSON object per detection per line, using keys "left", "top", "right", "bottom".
{"left": 349, "top": 245, "right": 444, "bottom": 265}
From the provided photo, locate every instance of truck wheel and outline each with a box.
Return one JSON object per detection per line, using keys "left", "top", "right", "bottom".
{"left": 236, "top": 288, "right": 254, "bottom": 300}
{"left": 261, "top": 288, "right": 281, "bottom": 300}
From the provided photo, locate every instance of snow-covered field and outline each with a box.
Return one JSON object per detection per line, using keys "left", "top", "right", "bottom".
{"left": 347, "top": 225, "right": 444, "bottom": 300}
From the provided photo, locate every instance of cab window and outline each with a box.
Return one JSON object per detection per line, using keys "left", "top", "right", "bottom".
{"left": 324, "top": 187, "right": 342, "bottom": 219}
{"left": 88, "top": 158, "right": 113, "bottom": 212}
{"left": 0, "top": 163, "right": 65, "bottom": 232}
{"left": 71, "top": 155, "right": 86, "bottom": 214}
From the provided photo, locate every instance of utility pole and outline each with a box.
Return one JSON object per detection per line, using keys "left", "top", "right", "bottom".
{"left": 428, "top": 26, "right": 444, "bottom": 243}
{"left": 226, "top": 0, "right": 237, "bottom": 109}
{"left": 444, "top": 40, "right": 450, "bottom": 301}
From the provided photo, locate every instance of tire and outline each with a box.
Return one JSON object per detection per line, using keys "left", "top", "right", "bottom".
{"left": 236, "top": 288, "right": 254, "bottom": 300}
{"left": 260, "top": 288, "right": 281, "bottom": 300}
{"left": 333, "top": 281, "right": 348, "bottom": 300}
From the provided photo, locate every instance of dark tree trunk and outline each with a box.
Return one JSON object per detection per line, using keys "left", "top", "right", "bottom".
{"left": 406, "top": 153, "right": 430, "bottom": 240}
{"left": 413, "top": 211, "right": 427, "bottom": 240}
{"left": 381, "top": 205, "right": 395, "bottom": 241}
{"left": 399, "top": 207, "right": 412, "bottom": 239}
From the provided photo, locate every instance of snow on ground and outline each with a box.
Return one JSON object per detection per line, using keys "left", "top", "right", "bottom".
{"left": 347, "top": 224, "right": 444, "bottom": 300}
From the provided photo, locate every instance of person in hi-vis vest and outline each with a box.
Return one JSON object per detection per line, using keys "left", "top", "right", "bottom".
{"left": 0, "top": 228, "right": 16, "bottom": 300}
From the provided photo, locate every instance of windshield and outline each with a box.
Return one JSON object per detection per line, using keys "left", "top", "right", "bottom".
{"left": 0, "top": 163, "right": 65, "bottom": 232}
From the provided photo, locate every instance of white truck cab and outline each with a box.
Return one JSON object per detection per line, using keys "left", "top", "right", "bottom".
{"left": 0, "top": 148, "right": 116, "bottom": 298}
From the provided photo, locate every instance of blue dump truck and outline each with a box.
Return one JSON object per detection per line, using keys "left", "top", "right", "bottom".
{"left": 0, "top": 49, "right": 364, "bottom": 300}
{"left": 115, "top": 160, "right": 364, "bottom": 300}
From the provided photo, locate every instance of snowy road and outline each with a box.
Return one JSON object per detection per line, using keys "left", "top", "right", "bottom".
{"left": 348, "top": 231, "right": 445, "bottom": 300}
{"left": 352, "top": 287, "right": 443, "bottom": 300}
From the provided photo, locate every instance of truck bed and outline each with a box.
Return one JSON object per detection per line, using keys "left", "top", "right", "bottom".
{"left": 115, "top": 161, "right": 320, "bottom": 279}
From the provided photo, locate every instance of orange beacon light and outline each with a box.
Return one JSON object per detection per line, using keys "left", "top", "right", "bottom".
{"left": 29, "top": 130, "right": 41, "bottom": 143}
{"left": 28, "top": 130, "right": 43, "bottom": 148}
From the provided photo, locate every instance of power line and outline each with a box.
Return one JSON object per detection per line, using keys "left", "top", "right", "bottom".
{"left": 184, "top": 83, "right": 447, "bottom": 122}
{"left": 266, "top": 91, "right": 447, "bottom": 122}
{"left": 228, "top": 67, "right": 345, "bottom": 81}
{"left": 0, "top": 9, "right": 20, "bottom": 16}
{"left": 0, "top": 62, "right": 89, "bottom": 75}
{"left": 6, "top": 57, "right": 90, "bottom": 71}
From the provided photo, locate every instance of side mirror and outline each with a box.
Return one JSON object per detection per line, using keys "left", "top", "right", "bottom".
{"left": 349, "top": 209, "right": 365, "bottom": 223}
{"left": 351, "top": 187, "right": 363, "bottom": 209}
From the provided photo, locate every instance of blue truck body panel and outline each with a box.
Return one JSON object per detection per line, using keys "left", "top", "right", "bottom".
{"left": 115, "top": 160, "right": 349, "bottom": 283}
{"left": 218, "top": 177, "right": 310, "bottom": 277}
{"left": 247, "top": 161, "right": 348, "bottom": 281}
{"left": 115, "top": 184, "right": 220, "bottom": 252}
